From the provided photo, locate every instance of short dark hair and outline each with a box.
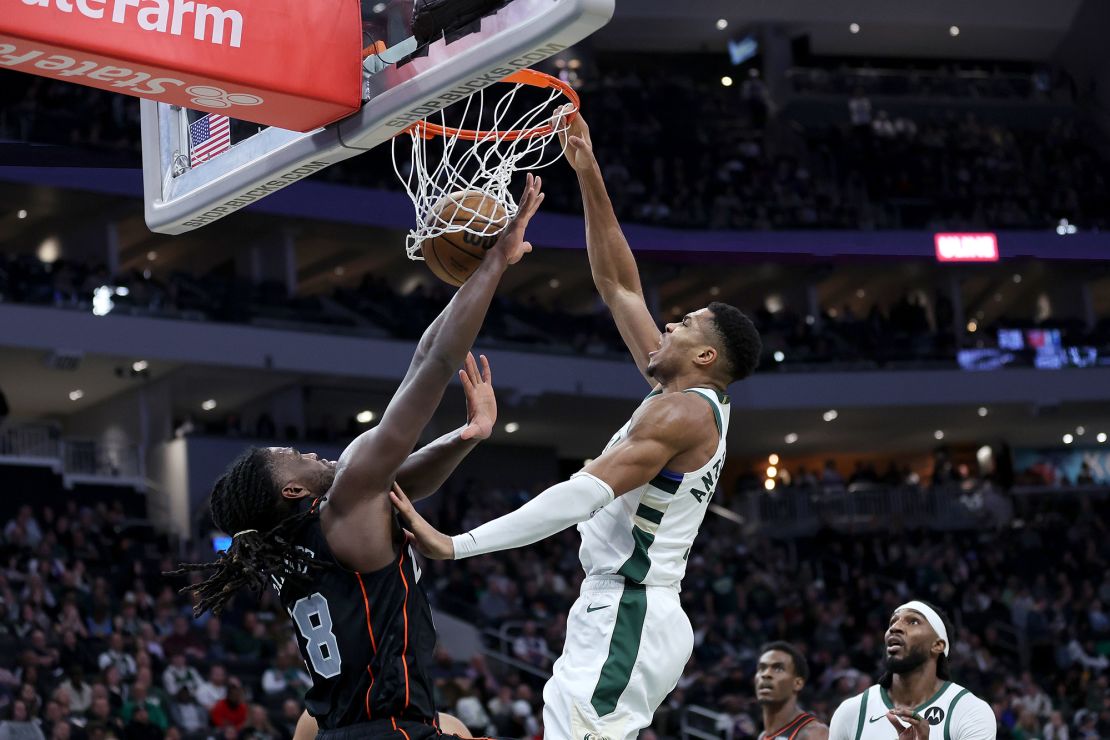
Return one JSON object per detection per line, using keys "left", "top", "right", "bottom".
{"left": 759, "top": 641, "right": 809, "bottom": 682}
{"left": 166, "top": 448, "right": 324, "bottom": 616}
{"left": 707, "top": 302, "right": 761, "bottom": 383}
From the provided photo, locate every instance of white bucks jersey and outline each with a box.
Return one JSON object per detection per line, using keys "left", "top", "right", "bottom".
{"left": 577, "top": 387, "right": 729, "bottom": 587}
{"left": 828, "top": 682, "right": 996, "bottom": 740}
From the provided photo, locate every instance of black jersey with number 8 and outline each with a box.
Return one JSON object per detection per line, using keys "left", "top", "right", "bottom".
{"left": 277, "top": 517, "right": 438, "bottom": 729}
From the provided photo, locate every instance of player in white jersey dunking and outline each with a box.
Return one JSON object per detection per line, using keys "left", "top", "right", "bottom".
{"left": 829, "top": 601, "right": 996, "bottom": 740}
{"left": 390, "top": 109, "right": 762, "bottom": 740}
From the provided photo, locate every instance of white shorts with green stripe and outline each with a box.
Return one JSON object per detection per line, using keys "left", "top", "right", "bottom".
{"left": 542, "top": 575, "right": 693, "bottom": 740}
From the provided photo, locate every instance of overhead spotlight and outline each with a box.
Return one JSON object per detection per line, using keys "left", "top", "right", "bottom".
{"left": 68, "top": 389, "right": 84, "bottom": 401}
{"left": 371, "top": 2, "right": 386, "bottom": 12}
{"left": 131, "top": 360, "right": 149, "bottom": 373}
{"left": 849, "top": 22, "right": 860, "bottom": 34}
{"left": 1076, "top": 426, "right": 1086, "bottom": 436}
{"left": 142, "top": 269, "right": 152, "bottom": 280}
{"left": 766, "top": 466, "right": 778, "bottom": 478}
{"left": 92, "top": 286, "right": 115, "bottom": 316}
{"left": 115, "top": 286, "right": 129, "bottom": 297}
{"left": 768, "top": 453, "right": 780, "bottom": 465}
{"left": 1063, "top": 433, "right": 1074, "bottom": 444}
{"left": 1013, "top": 274, "right": 1023, "bottom": 284}
{"left": 709, "top": 286, "right": 720, "bottom": 297}
{"left": 1056, "top": 218, "right": 1077, "bottom": 236}
{"left": 17, "top": 209, "right": 27, "bottom": 219}
{"left": 716, "top": 18, "right": 728, "bottom": 30}
{"left": 147, "top": 251, "right": 158, "bottom": 261}
{"left": 549, "top": 278, "right": 561, "bottom": 289}
{"left": 934, "top": 430, "right": 945, "bottom": 440}
{"left": 949, "top": 25, "right": 960, "bottom": 36}
{"left": 356, "top": 410, "right": 375, "bottom": 424}
{"left": 978, "top": 407, "right": 988, "bottom": 417}
{"left": 855, "top": 289, "right": 866, "bottom": 299}
{"left": 504, "top": 422, "right": 520, "bottom": 434}
{"left": 823, "top": 409, "right": 838, "bottom": 422}
{"left": 784, "top": 433, "right": 798, "bottom": 444}
{"left": 967, "top": 320, "right": 978, "bottom": 333}
{"left": 773, "top": 351, "right": 785, "bottom": 363}
{"left": 721, "top": 76, "right": 734, "bottom": 87}
{"left": 1098, "top": 433, "right": 1107, "bottom": 443}
{"left": 201, "top": 399, "right": 217, "bottom": 411}
{"left": 763, "top": 478, "right": 776, "bottom": 491}
{"left": 37, "top": 237, "right": 59, "bottom": 264}
{"left": 805, "top": 315, "right": 816, "bottom": 325}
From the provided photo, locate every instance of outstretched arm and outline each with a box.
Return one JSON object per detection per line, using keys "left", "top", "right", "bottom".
{"left": 393, "top": 353, "right": 495, "bottom": 501}
{"left": 390, "top": 394, "right": 707, "bottom": 560}
{"left": 323, "top": 177, "right": 543, "bottom": 571}
{"left": 561, "top": 110, "right": 662, "bottom": 386}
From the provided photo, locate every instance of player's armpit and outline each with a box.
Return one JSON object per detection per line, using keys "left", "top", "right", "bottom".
{"left": 582, "top": 394, "right": 702, "bottom": 494}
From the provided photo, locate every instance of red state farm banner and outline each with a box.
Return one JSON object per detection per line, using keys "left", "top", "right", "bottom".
{"left": 0, "top": 0, "right": 362, "bottom": 132}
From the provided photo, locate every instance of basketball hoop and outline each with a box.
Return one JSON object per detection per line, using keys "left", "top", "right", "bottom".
{"left": 392, "top": 68, "right": 579, "bottom": 259}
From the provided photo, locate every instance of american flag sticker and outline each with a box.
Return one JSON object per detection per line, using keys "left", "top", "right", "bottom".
{"left": 189, "top": 113, "right": 231, "bottom": 166}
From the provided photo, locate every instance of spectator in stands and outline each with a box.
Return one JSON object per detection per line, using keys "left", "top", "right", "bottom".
{"left": 511, "top": 622, "right": 549, "bottom": 670}
{"left": 99, "top": 636, "right": 135, "bottom": 680}
{"left": 4, "top": 507, "right": 42, "bottom": 549}
{"left": 820, "top": 460, "right": 844, "bottom": 486}
{"left": 54, "top": 667, "right": 91, "bottom": 717}
{"left": 260, "top": 646, "right": 310, "bottom": 700}
{"left": 121, "top": 683, "right": 168, "bottom": 731}
{"left": 162, "top": 654, "right": 202, "bottom": 699}
{"left": 202, "top": 620, "right": 230, "bottom": 665}
{"left": 195, "top": 666, "right": 227, "bottom": 711}
{"left": 162, "top": 618, "right": 204, "bottom": 662}
{"left": 122, "top": 704, "right": 163, "bottom": 740}
{"left": 86, "top": 695, "right": 124, "bottom": 738}
{"left": 209, "top": 679, "right": 247, "bottom": 730}
{"left": 0, "top": 700, "right": 44, "bottom": 740}
{"left": 241, "top": 704, "right": 279, "bottom": 740}
{"left": 166, "top": 686, "right": 207, "bottom": 737}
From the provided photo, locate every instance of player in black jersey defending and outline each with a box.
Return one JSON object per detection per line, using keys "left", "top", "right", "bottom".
{"left": 171, "top": 175, "right": 546, "bottom": 740}
{"left": 755, "top": 643, "right": 828, "bottom": 740}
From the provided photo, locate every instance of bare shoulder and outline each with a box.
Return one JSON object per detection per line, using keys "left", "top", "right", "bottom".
{"left": 630, "top": 391, "right": 719, "bottom": 440}
{"left": 797, "top": 721, "right": 830, "bottom": 740}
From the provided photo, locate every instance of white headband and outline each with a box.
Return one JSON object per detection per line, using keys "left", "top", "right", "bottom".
{"left": 896, "top": 601, "right": 950, "bottom": 657}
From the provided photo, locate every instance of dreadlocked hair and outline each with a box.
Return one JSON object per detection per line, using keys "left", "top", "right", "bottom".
{"left": 166, "top": 447, "right": 326, "bottom": 617}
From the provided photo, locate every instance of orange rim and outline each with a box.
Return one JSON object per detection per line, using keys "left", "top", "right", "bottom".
{"left": 407, "top": 68, "right": 579, "bottom": 142}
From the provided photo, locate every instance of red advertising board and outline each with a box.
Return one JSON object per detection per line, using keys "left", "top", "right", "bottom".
{"left": 0, "top": 0, "right": 362, "bottom": 132}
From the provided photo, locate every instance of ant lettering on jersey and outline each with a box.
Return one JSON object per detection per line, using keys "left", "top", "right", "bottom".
{"left": 690, "top": 454, "right": 725, "bottom": 504}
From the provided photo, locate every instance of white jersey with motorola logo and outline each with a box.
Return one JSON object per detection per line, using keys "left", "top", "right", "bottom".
{"left": 828, "top": 681, "right": 996, "bottom": 740}
{"left": 577, "top": 387, "right": 729, "bottom": 587}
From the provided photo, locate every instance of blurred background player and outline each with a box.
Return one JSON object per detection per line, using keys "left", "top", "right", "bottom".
{"left": 828, "top": 601, "right": 995, "bottom": 740}
{"left": 173, "top": 177, "right": 544, "bottom": 740}
{"left": 755, "top": 642, "right": 828, "bottom": 740}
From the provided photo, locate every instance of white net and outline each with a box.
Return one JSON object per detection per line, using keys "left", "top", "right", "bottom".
{"left": 392, "top": 72, "right": 576, "bottom": 259}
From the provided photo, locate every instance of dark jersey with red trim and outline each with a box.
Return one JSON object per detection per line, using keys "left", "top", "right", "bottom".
{"left": 276, "top": 517, "right": 438, "bottom": 729}
{"left": 760, "top": 712, "right": 819, "bottom": 740}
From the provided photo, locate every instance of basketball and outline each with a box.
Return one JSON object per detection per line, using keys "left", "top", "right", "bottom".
{"left": 421, "top": 191, "right": 509, "bottom": 287}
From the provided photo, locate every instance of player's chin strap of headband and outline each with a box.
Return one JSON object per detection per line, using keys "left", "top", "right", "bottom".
{"left": 897, "top": 601, "right": 950, "bottom": 656}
